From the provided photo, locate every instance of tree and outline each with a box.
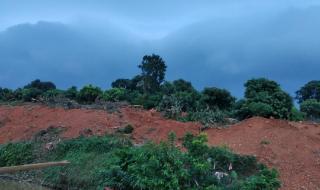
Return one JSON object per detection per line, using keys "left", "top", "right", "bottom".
{"left": 111, "top": 79, "right": 132, "bottom": 90}
{"left": 237, "top": 78, "right": 293, "bottom": 119}
{"left": 138, "top": 54, "right": 167, "bottom": 93}
{"left": 78, "top": 85, "right": 103, "bottom": 104}
{"left": 201, "top": 87, "right": 236, "bottom": 110}
{"left": 24, "top": 79, "right": 56, "bottom": 91}
{"left": 172, "top": 79, "right": 195, "bottom": 93}
{"left": 300, "top": 99, "right": 320, "bottom": 120}
{"left": 296, "top": 80, "right": 320, "bottom": 103}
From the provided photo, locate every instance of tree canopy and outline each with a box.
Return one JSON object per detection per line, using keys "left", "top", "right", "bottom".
{"left": 138, "top": 54, "right": 167, "bottom": 93}
{"left": 296, "top": 80, "right": 320, "bottom": 103}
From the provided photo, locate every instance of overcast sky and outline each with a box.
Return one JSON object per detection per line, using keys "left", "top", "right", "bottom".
{"left": 1, "top": 0, "right": 320, "bottom": 97}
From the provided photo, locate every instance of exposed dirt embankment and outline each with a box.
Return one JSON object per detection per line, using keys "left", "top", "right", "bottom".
{"left": 0, "top": 104, "right": 319, "bottom": 190}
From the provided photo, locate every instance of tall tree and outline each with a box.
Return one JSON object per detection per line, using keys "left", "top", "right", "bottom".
{"left": 138, "top": 54, "right": 167, "bottom": 93}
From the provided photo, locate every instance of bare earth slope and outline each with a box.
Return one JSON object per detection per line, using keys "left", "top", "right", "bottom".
{"left": 0, "top": 104, "right": 319, "bottom": 190}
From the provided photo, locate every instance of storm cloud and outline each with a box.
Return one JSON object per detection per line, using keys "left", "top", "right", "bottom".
{"left": 0, "top": 0, "right": 320, "bottom": 97}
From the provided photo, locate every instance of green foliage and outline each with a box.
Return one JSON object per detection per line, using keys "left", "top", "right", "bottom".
{"left": 300, "top": 99, "right": 320, "bottom": 120}
{"left": 138, "top": 54, "right": 167, "bottom": 92}
{"left": 158, "top": 95, "right": 183, "bottom": 119}
{"left": 41, "top": 89, "right": 65, "bottom": 101}
{"left": 103, "top": 88, "right": 127, "bottom": 102}
{"left": 0, "top": 142, "right": 34, "bottom": 167}
{"left": 0, "top": 134, "right": 280, "bottom": 190}
{"left": 0, "top": 88, "right": 15, "bottom": 101}
{"left": 237, "top": 78, "right": 293, "bottom": 119}
{"left": 111, "top": 79, "right": 132, "bottom": 90}
{"left": 64, "top": 86, "right": 78, "bottom": 100}
{"left": 131, "top": 93, "right": 162, "bottom": 109}
{"left": 77, "top": 85, "right": 103, "bottom": 104}
{"left": 289, "top": 107, "right": 306, "bottom": 121}
{"left": 242, "top": 168, "right": 281, "bottom": 190}
{"left": 24, "top": 79, "right": 56, "bottom": 91}
{"left": 296, "top": 80, "right": 320, "bottom": 103}
{"left": 201, "top": 87, "right": 236, "bottom": 110}
{"left": 184, "top": 109, "right": 226, "bottom": 128}
{"left": 172, "top": 79, "right": 195, "bottom": 93}
{"left": 43, "top": 135, "right": 132, "bottom": 190}
{"left": 21, "top": 88, "right": 43, "bottom": 101}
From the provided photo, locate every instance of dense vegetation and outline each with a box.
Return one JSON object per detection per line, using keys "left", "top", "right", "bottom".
{"left": 0, "top": 133, "right": 281, "bottom": 190}
{"left": 0, "top": 54, "right": 319, "bottom": 123}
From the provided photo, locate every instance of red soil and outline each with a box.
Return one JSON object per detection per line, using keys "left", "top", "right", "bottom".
{"left": 0, "top": 104, "right": 319, "bottom": 190}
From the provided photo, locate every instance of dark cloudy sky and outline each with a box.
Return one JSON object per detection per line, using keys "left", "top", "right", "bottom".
{"left": 1, "top": 0, "right": 320, "bottom": 97}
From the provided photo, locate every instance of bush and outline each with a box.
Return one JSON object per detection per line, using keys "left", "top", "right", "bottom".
{"left": 21, "top": 88, "right": 43, "bottom": 101}
{"left": 1, "top": 134, "right": 279, "bottom": 190}
{"left": 0, "top": 88, "right": 15, "bottom": 101}
{"left": 300, "top": 99, "right": 320, "bottom": 120}
{"left": 41, "top": 89, "right": 65, "bottom": 101}
{"left": 184, "top": 109, "right": 226, "bottom": 129}
{"left": 289, "top": 107, "right": 306, "bottom": 121}
{"left": 237, "top": 78, "right": 293, "bottom": 119}
{"left": 201, "top": 87, "right": 236, "bottom": 110}
{"left": 77, "top": 85, "right": 103, "bottom": 104}
{"left": 0, "top": 142, "right": 34, "bottom": 167}
{"left": 64, "top": 86, "right": 78, "bottom": 100}
{"left": 157, "top": 95, "right": 182, "bottom": 119}
{"left": 103, "top": 88, "right": 127, "bottom": 102}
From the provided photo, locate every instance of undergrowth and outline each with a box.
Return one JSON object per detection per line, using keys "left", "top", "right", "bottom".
{"left": 0, "top": 134, "right": 281, "bottom": 190}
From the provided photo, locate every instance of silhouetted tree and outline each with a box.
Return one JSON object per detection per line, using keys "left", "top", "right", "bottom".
{"left": 138, "top": 54, "right": 167, "bottom": 93}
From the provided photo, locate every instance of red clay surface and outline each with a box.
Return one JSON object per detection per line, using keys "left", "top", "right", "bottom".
{"left": 0, "top": 104, "right": 320, "bottom": 190}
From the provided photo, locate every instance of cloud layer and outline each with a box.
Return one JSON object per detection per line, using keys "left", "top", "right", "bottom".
{"left": 1, "top": 1, "right": 320, "bottom": 97}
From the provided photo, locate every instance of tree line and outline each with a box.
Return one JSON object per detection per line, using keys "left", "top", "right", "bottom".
{"left": 1, "top": 54, "right": 319, "bottom": 124}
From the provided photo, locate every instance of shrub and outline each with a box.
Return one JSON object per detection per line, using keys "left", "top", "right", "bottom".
{"left": 237, "top": 78, "right": 293, "bottom": 119}
{"left": 41, "top": 89, "right": 65, "bottom": 101}
{"left": 0, "top": 142, "right": 34, "bottom": 166}
{"left": 0, "top": 134, "right": 279, "bottom": 190}
{"left": 64, "top": 86, "right": 78, "bottom": 100}
{"left": 300, "top": 99, "right": 320, "bottom": 120}
{"left": 103, "top": 88, "right": 127, "bottom": 102}
{"left": 289, "top": 107, "right": 306, "bottom": 121}
{"left": 77, "top": 85, "right": 103, "bottom": 104}
{"left": 0, "top": 88, "right": 15, "bottom": 101}
{"left": 184, "top": 109, "right": 226, "bottom": 128}
{"left": 201, "top": 87, "right": 236, "bottom": 110}
{"left": 21, "top": 88, "right": 43, "bottom": 101}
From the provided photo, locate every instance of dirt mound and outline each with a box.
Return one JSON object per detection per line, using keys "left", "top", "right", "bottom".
{"left": 0, "top": 104, "right": 319, "bottom": 189}
{"left": 207, "top": 117, "right": 320, "bottom": 190}
{"left": 0, "top": 104, "right": 200, "bottom": 144}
